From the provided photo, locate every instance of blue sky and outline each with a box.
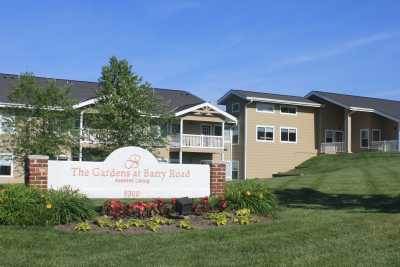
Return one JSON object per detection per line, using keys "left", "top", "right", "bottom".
{"left": 1, "top": 1, "right": 400, "bottom": 102}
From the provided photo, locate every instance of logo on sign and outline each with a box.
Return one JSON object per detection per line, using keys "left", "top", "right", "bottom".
{"left": 125, "top": 154, "right": 141, "bottom": 169}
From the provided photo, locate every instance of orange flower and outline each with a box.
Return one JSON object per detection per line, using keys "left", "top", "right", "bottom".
{"left": 46, "top": 203, "right": 52, "bottom": 209}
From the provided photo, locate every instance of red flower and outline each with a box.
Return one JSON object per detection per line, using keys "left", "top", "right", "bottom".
{"left": 171, "top": 198, "right": 177, "bottom": 205}
{"left": 201, "top": 197, "right": 209, "bottom": 205}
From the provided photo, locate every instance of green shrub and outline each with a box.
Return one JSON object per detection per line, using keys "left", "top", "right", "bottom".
{"left": 46, "top": 186, "right": 96, "bottom": 225}
{"left": 0, "top": 184, "right": 95, "bottom": 226}
{"left": 225, "top": 180, "right": 277, "bottom": 215}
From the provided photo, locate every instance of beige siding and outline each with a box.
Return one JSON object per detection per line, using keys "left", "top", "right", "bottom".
{"left": 0, "top": 134, "right": 24, "bottom": 183}
{"left": 245, "top": 103, "right": 317, "bottom": 178}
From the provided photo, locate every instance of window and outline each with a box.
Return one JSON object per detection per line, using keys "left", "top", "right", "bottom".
{"left": 232, "top": 160, "right": 240, "bottom": 180}
{"left": 256, "top": 103, "right": 274, "bottom": 113}
{"left": 360, "top": 129, "right": 369, "bottom": 148}
{"left": 0, "top": 114, "right": 15, "bottom": 134}
{"left": 256, "top": 126, "right": 274, "bottom": 142}
{"left": 0, "top": 154, "right": 13, "bottom": 177}
{"left": 214, "top": 125, "right": 222, "bottom": 136}
{"left": 201, "top": 124, "right": 212, "bottom": 136}
{"left": 281, "top": 127, "right": 297, "bottom": 143}
{"left": 231, "top": 103, "right": 240, "bottom": 113}
{"left": 232, "top": 125, "right": 239, "bottom": 144}
{"left": 280, "top": 105, "right": 297, "bottom": 115}
{"left": 372, "top": 129, "right": 381, "bottom": 142}
{"left": 325, "top": 130, "right": 344, "bottom": 143}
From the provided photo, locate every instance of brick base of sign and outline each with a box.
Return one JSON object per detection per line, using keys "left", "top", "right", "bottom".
{"left": 210, "top": 163, "right": 225, "bottom": 196}
{"left": 26, "top": 155, "right": 49, "bottom": 191}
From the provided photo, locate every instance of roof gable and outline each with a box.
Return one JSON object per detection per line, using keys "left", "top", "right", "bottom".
{"left": 0, "top": 73, "right": 204, "bottom": 112}
{"left": 218, "top": 89, "right": 320, "bottom": 107}
{"left": 307, "top": 91, "right": 400, "bottom": 122}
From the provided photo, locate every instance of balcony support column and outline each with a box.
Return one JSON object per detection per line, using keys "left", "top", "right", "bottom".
{"left": 398, "top": 122, "right": 400, "bottom": 152}
{"left": 79, "top": 110, "right": 84, "bottom": 161}
{"left": 345, "top": 110, "right": 352, "bottom": 153}
{"left": 221, "top": 121, "right": 225, "bottom": 161}
{"left": 179, "top": 118, "right": 183, "bottom": 164}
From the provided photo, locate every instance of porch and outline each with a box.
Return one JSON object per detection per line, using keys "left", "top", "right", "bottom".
{"left": 319, "top": 110, "right": 400, "bottom": 154}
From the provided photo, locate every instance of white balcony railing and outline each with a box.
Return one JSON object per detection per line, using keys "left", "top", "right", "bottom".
{"left": 370, "top": 140, "right": 399, "bottom": 152}
{"left": 320, "top": 142, "right": 345, "bottom": 154}
{"left": 170, "top": 134, "right": 224, "bottom": 149}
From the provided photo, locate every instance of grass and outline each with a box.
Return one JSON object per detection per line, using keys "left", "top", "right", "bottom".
{"left": 2, "top": 153, "right": 400, "bottom": 266}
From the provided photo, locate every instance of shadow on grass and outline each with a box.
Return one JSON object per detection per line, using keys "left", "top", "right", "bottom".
{"left": 275, "top": 188, "right": 400, "bottom": 213}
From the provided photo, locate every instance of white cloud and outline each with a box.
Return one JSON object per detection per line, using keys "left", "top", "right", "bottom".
{"left": 275, "top": 32, "right": 396, "bottom": 67}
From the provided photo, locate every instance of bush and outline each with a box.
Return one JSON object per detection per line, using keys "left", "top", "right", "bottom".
{"left": 0, "top": 184, "right": 95, "bottom": 226}
{"left": 225, "top": 180, "right": 277, "bottom": 215}
{"left": 46, "top": 186, "right": 96, "bottom": 224}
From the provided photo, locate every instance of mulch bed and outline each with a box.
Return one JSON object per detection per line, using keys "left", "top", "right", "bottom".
{"left": 56, "top": 215, "right": 272, "bottom": 235}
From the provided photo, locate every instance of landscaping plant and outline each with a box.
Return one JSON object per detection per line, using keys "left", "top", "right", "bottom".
{"left": 103, "top": 200, "right": 125, "bottom": 218}
{"left": 74, "top": 221, "right": 91, "bottom": 232}
{"left": 178, "top": 219, "right": 194, "bottom": 230}
{"left": 113, "top": 219, "right": 129, "bottom": 232}
{"left": 95, "top": 216, "right": 113, "bottom": 228}
{"left": 225, "top": 180, "right": 277, "bottom": 215}
{"left": 0, "top": 185, "right": 95, "bottom": 226}
{"left": 128, "top": 219, "right": 145, "bottom": 228}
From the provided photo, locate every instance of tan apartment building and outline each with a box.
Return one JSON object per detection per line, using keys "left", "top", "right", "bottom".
{"left": 218, "top": 90, "right": 321, "bottom": 179}
{"left": 1, "top": 72, "right": 400, "bottom": 183}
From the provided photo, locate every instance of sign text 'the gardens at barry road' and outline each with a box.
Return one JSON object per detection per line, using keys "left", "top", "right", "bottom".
{"left": 48, "top": 147, "right": 210, "bottom": 198}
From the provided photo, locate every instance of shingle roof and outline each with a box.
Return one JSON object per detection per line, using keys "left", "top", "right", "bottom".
{"left": 0, "top": 73, "right": 204, "bottom": 112}
{"left": 308, "top": 91, "right": 400, "bottom": 121}
{"left": 218, "top": 89, "right": 320, "bottom": 106}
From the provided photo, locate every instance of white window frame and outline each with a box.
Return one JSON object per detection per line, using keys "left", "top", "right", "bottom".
{"left": 0, "top": 153, "right": 13, "bottom": 178}
{"left": 256, "top": 103, "right": 274, "bottom": 113}
{"left": 231, "top": 102, "right": 240, "bottom": 113}
{"left": 232, "top": 124, "right": 240, "bottom": 145}
{"left": 325, "top": 129, "right": 344, "bottom": 143}
{"left": 256, "top": 125, "right": 275, "bottom": 143}
{"left": 0, "top": 114, "right": 15, "bottom": 135}
{"left": 360, "top": 129, "right": 370, "bottom": 149}
{"left": 372, "top": 129, "right": 381, "bottom": 142}
{"left": 280, "top": 127, "right": 298, "bottom": 144}
{"left": 280, "top": 105, "right": 297, "bottom": 116}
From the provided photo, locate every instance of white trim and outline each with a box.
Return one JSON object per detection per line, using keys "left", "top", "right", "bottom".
{"left": 73, "top": 98, "right": 99, "bottom": 109}
{"left": 244, "top": 102, "right": 248, "bottom": 179}
{"left": 256, "top": 125, "right": 275, "bottom": 143}
{"left": 350, "top": 106, "right": 375, "bottom": 113}
{"left": 256, "top": 102, "right": 274, "bottom": 113}
{"left": 280, "top": 127, "right": 298, "bottom": 144}
{"left": 246, "top": 97, "right": 321, "bottom": 108}
{"left": 360, "top": 129, "right": 370, "bottom": 149}
{"left": 280, "top": 105, "right": 297, "bottom": 116}
{"left": 372, "top": 129, "right": 381, "bottom": 142}
{"left": 0, "top": 153, "right": 13, "bottom": 178}
{"left": 175, "top": 102, "right": 237, "bottom": 123}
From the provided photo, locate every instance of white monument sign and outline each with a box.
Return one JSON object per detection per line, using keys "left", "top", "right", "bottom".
{"left": 48, "top": 147, "right": 210, "bottom": 198}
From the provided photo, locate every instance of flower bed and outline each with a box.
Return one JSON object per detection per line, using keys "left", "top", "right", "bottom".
{"left": 57, "top": 209, "right": 271, "bottom": 234}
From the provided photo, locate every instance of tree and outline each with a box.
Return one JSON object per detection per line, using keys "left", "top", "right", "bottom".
{"left": 91, "top": 56, "right": 171, "bottom": 152}
{"left": 8, "top": 73, "right": 78, "bottom": 158}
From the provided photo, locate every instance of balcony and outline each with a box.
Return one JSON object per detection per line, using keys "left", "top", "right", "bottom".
{"left": 370, "top": 140, "right": 399, "bottom": 152}
{"left": 170, "top": 134, "right": 225, "bottom": 149}
{"left": 320, "top": 142, "right": 345, "bottom": 154}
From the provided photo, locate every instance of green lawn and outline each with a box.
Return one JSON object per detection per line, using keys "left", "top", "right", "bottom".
{"left": 2, "top": 153, "right": 400, "bottom": 266}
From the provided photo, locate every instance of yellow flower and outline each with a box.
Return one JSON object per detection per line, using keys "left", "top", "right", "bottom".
{"left": 245, "top": 191, "right": 251, "bottom": 197}
{"left": 46, "top": 203, "right": 52, "bottom": 209}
